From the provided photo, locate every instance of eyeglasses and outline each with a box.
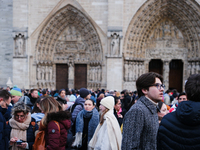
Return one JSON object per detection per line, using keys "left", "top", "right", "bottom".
{"left": 15, "top": 115, "right": 25, "bottom": 119}
{"left": 178, "top": 98, "right": 186, "bottom": 100}
{"left": 150, "top": 83, "right": 165, "bottom": 90}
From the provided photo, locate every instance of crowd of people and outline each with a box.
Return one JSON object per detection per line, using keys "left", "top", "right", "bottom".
{"left": 0, "top": 72, "right": 200, "bottom": 150}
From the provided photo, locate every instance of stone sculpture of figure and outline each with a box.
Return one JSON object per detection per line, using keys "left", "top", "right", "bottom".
{"left": 69, "top": 63, "right": 74, "bottom": 79}
{"left": 124, "top": 62, "right": 129, "bottom": 81}
{"left": 111, "top": 33, "right": 119, "bottom": 55}
{"left": 67, "top": 26, "right": 73, "bottom": 40}
{"left": 196, "top": 62, "right": 200, "bottom": 74}
{"left": 49, "top": 66, "right": 53, "bottom": 81}
{"left": 72, "top": 26, "right": 77, "bottom": 40}
{"left": 92, "top": 67, "right": 95, "bottom": 81}
{"left": 164, "top": 20, "right": 171, "bottom": 37}
{"left": 37, "top": 66, "right": 41, "bottom": 80}
{"left": 191, "top": 62, "right": 195, "bottom": 74}
{"left": 132, "top": 62, "right": 136, "bottom": 81}
{"left": 94, "top": 67, "right": 98, "bottom": 81}
{"left": 41, "top": 66, "right": 45, "bottom": 80}
{"left": 135, "top": 62, "right": 139, "bottom": 79}
{"left": 97, "top": 66, "right": 101, "bottom": 82}
{"left": 139, "top": 62, "right": 143, "bottom": 76}
{"left": 128, "top": 62, "right": 133, "bottom": 81}
{"left": 188, "top": 63, "right": 192, "bottom": 76}
{"left": 16, "top": 34, "right": 24, "bottom": 55}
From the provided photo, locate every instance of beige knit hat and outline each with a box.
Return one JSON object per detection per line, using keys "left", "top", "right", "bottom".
{"left": 100, "top": 96, "right": 114, "bottom": 110}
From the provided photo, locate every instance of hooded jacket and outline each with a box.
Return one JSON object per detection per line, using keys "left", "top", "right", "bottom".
{"left": 45, "top": 111, "right": 71, "bottom": 150}
{"left": 71, "top": 96, "right": 85, "bottom": 123}
{"left": 157, "top": 101, "right": 200, "bottom": 150}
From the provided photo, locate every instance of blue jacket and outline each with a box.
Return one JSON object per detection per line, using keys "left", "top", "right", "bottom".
{"left": 158, "top": 101, "right": 200, "bottom": 150}
{"left": 0, "top": 106, "right": 9, "bottom": 150}
{"left": 71, "top": 96, "right": 85, "bottom": 123}
{"left": 8, "top": 117, "right": 39, "bottom": 150}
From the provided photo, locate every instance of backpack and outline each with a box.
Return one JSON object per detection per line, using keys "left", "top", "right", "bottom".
{"left": 32, "top": 121, "right": 60, "bottom": 150}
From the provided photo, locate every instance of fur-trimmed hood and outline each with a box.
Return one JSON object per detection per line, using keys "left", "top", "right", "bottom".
{"left": 47, "top": 111, "right": 71, "bottom": 124}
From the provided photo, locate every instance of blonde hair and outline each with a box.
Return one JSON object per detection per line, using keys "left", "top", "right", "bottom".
{"left": 100, "top": 108, "right": 109, "bottom": 125}
{"left": 39, "top": 97, "right": 62, "bottom": 126}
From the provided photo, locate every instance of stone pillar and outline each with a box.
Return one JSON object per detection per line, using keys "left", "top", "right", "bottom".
{"left": 163, "top": 61, "right": 170, "bottom": 90}
{"left": 68, "top": 63, "right": 74, "bottom": 89}
{"left": 106, "top": 57, "right": 123, "bottom": 91}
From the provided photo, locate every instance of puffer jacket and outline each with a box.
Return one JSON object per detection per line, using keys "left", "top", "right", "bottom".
{"left": 71, "top": 96, "right": 85, "bottom": 123}
{"left": 157, "top": 101, "right": 200, "bottom": 150}
{"left": 45, "top": 111, "right": 71, "bottom": 150}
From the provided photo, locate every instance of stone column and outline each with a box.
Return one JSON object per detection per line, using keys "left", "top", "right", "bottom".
{"left": 163, "top": 61, "right": 170, "bottom": 90}
{"left": 68, "top": 63, "right": 74, "bottom": 89}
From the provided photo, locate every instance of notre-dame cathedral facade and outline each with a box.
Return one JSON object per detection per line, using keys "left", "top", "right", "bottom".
{"left": 1, "top": 0, "right": 200, "bottom": 92}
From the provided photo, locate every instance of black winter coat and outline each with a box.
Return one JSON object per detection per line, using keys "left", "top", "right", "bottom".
{"left": 0, "top": 106, "right": 9, "bottom": 150}
{"left": 157, "top": 101, "right": 200, "bottom": 150}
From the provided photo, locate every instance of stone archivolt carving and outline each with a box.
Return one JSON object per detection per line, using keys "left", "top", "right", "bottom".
{"left": 124, "top": 60, "right": 145, "bottom": 82}
{"left": 35, "top": 5, "right": 103, "bottom": 88}
{"left": 14, "top": 33, "right": 26, "bottom": 56}
{"left": 124, "top": 0, "right": 200, "bottom": 60}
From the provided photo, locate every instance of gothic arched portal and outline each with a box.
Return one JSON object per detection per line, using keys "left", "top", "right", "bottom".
{"left": 35, "top": 5, "right": 103, "bottom": 89}
{"left": 123, "top": 0, "right": 200, "bottom": 91}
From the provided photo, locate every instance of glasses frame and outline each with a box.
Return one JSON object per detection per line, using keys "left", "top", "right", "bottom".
{"left": 15, "top": 115, "right": 26, "bottom": 120}
{"left": 150, "top": 83, "right": 165, "bottom": 90}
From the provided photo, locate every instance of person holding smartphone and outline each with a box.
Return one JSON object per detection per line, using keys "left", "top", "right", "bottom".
{"left": 8, "top": 102, "right": 38, "bottom": 150}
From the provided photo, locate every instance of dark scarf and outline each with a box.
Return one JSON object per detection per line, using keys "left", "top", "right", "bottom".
{"left": 29, "top": 94, "right": 37, "bottom": 105}
{"left": 76, "top": 108, "right": 99, "bottom": 142}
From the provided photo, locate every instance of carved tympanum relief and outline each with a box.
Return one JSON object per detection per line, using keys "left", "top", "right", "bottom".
{"left": 146, "top": 19, "right": 186, "bottom": 59}
{"left": 124, "top": 0, "right": 200, "bottom": 60}
{"left": 35, "top": 5, "right": 103, "bottom": 89}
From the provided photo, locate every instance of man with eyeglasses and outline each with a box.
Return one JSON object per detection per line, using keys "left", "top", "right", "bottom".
{"left": 169, "top": 92, "right": 187, "bottom": 113}
{"left": 157, "top": 74, "right": 200, "bottom": 150}
{"left": 122, "top": 72, "right": 164, "bottom": 150}
{"left": 0, "top": 90, "right": 12, "bottom": 150}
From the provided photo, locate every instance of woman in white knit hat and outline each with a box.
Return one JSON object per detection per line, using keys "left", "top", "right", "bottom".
{"left": 88, "top": 96, "right": 122, "bottom": 150}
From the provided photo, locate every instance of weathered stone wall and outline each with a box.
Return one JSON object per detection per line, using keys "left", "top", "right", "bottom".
{"left": 0, "top": 0, "right": 13, "bottom": 88}
{"left": 1, "top": 0, "right": 200, "bottom": 91}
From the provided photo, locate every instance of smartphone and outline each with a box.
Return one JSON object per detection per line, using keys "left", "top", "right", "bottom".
{"left": 16, "top": 140, "right": 23, "bottom": 145}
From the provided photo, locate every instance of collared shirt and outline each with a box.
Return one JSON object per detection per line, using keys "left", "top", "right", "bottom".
{"left": 145, "top": 96, "right": 158, "bottom": 106}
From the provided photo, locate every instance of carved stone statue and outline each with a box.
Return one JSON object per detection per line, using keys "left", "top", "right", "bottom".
{"left": 49, "top": 66, "right": 53, "bottom": 81}
{"left": 37, "top": 67, "right": 41, "bottom": 80}
{"left": 69, "top": 63, "right": 74, "bottom": 79}
{"left": 128, "top": 62, "right": 133, "bottom": 81}
{"left": 124, "top": 62, "right": 129, "bottom": 81}
{"left": 164, "top": 20, "right": 171, "bottom": 37}
{"left": 111, "top": 34, "right": 119, "bottom": 55}
{"left": 15, "top": 34, "right": 25, "bottom": 56}
{"left": 135, "top": 62, "right": 139, "bottom": 79}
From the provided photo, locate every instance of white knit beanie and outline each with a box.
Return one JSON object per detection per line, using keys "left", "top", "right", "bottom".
{"left": 100, "top": 96, "right": 114, "bottom": 110}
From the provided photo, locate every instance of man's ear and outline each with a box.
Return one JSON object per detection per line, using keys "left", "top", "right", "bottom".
{"left": 142, "top": 89, "right": 148, "bottom": 95}
{"left": 0, "top": 97, "right": 3, "bottom": 102}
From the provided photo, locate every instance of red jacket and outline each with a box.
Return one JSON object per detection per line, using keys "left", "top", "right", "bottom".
{"left": 43, "top": 111, "right": 71, "bottom": 150}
